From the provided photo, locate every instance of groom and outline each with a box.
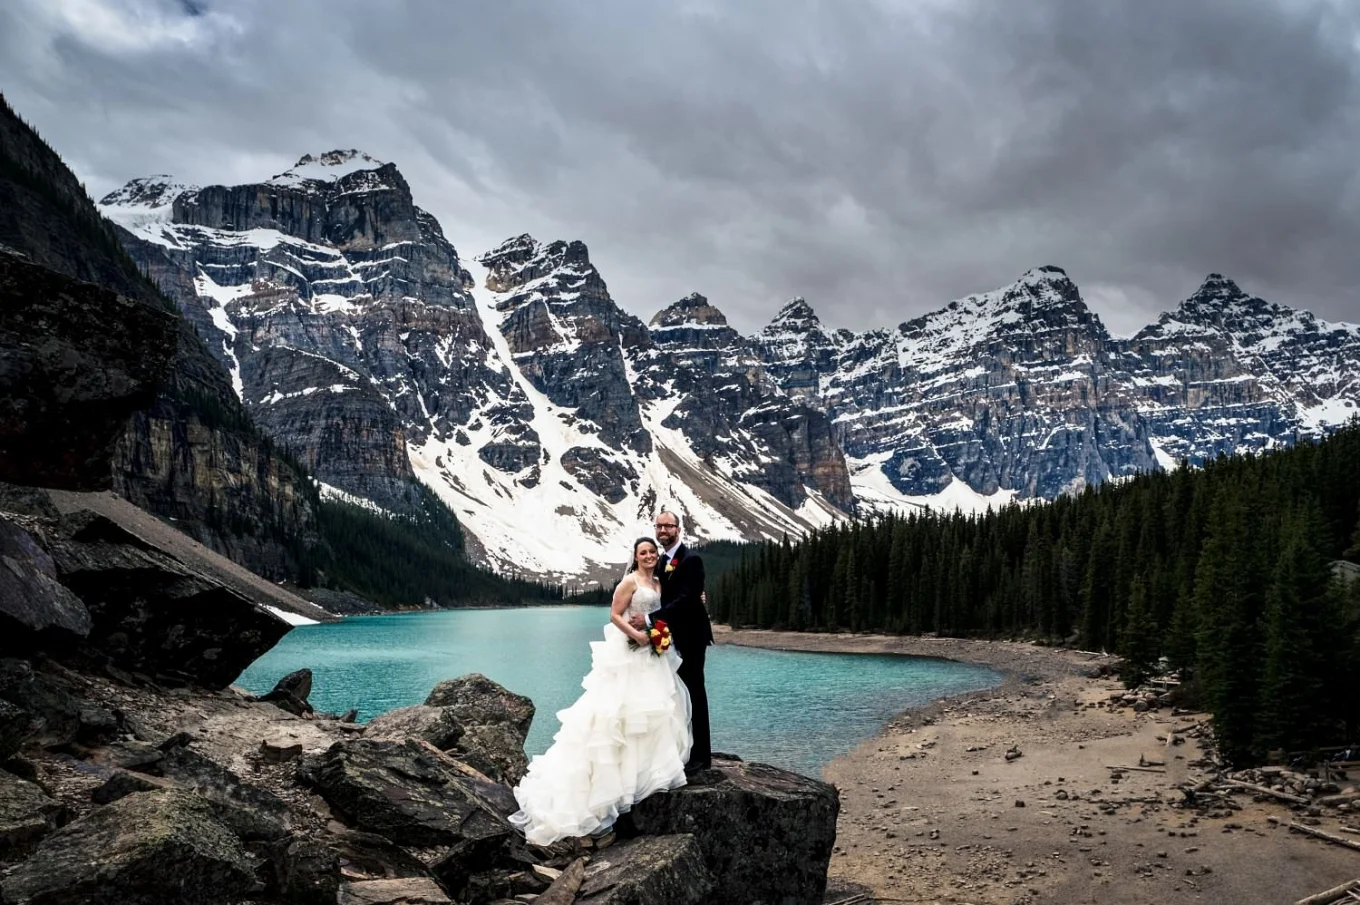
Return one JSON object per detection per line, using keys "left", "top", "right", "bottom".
{"left": 632, "top": 510, "right": 713, "bottom": 774}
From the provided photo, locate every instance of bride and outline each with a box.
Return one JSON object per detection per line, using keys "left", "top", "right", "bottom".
{"left": 509, "top": 537, "right": 692, "bottom": 846}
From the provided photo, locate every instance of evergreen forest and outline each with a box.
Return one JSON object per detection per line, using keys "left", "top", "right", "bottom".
{"left": 710, "top": 423, "right": 1360, "bottom": 766}
{"left": 313, "top": 480, "right": 563, "bottom": 608}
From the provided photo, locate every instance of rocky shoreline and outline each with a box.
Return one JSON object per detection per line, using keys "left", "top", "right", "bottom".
{"left": 720, "top": 627, "right": 1360, "bottom": 904}
{"left": 0, "top": 599, "right": 840, "bottom": 904}
{"left": 0, "top": 501, "right": 841, "bottom": 905}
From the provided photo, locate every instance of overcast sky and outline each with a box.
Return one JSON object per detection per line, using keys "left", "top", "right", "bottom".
{"left": 3, "top": 0, "right": 1359, "bottom": 336}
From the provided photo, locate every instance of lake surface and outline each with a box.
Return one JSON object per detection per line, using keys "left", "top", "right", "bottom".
{"left": 236, "top": 606, "right": 1002, "bottom": 775}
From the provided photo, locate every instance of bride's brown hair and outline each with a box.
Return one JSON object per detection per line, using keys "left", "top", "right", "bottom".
{"left": 628, "top": 537, "right": 659, "bottom": 573}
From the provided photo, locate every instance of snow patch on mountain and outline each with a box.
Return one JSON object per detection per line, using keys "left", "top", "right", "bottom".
{"left": 846, "top": 451, "right": 1019, "bottom": 516}
{"left": 408, "top": 259, "right": 837, "bottom": 583}
{"left": 269, "top": 150, "right": 387, "bottom": 187}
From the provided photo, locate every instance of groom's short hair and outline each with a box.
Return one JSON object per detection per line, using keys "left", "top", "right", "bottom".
{"left": 656, "top": 509, "right": 682, "bottom": 530}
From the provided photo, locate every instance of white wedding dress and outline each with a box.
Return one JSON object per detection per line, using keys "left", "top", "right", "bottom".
{"left": 510, "top": 583, "right": 692, "bottom": 846}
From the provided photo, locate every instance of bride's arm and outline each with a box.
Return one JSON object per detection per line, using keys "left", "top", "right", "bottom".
{"left": 610, "top": 576, "right": 651, "bottom": 645}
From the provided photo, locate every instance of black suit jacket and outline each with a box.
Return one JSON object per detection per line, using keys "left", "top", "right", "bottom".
{"left": 653, "top": 544, "right": 713, "bottom": 655}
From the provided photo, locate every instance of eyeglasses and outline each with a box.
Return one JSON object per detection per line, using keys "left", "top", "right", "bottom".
{"left": 655, "top": 522, "right": 678, "bottom": 529}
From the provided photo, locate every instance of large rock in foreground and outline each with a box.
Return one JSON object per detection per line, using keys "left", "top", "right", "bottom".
{"left": 299, "top": 738, "right": 513, "bottom": 851}
{"left": 0, "top": 770, "right": 67, "bottom": 861}
{"left": 46, "top": 511, "right": 289, "bottom": 688}
{"left": 0, "top": 253, "right": 175, "bottom": 491}
{"left": 0, "top": 515, "right": 91, "bottom": 650}
{"left": 363, "top": 704, "right": 464, "bottom": 751}
{"left": 625, "top": 757, "right": 839, "bottom": 905}
{"left": 577, "top": 834, "right": 714, "bottom": 905}
{"left": 0, "top": 789, "right": 260, "bottom": 905}
{"left": 424, "top": 674, "right": 534, "bottom": 784}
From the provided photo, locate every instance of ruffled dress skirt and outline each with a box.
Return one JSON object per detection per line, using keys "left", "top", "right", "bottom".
{"left": 509, "top": 623, "right": 692, "bottom": 846}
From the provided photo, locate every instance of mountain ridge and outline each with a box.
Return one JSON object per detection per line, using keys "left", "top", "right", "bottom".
{"left": 98, "top": 152, "right": 1360, "bottom": 580}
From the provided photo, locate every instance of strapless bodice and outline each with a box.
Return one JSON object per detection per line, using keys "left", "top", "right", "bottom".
{"left": 627, "top": 583, "right": 661, "bottom": 619}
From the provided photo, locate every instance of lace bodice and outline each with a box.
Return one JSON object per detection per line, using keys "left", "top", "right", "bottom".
{"left": 627, "top": 582, "right": 661, "bottom": 619}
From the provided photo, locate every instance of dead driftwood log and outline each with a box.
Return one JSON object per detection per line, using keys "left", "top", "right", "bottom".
{"left": 1289, "top": 822, "right": 1360, "bottom": 854}
{"left": 1106, "top": 764, "right": 1167, "bottom": 774}
{"left": 1222, "top": 778, "right": 1310, "bottom": 806}
{"left": 1293, "top": 877, "right": 1360, "bottom": 905}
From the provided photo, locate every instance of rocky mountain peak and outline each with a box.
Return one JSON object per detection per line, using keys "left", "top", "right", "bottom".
{"left": 1192, "top": 272, "right": 1245, "bottom": 300}
{"left": 998, "top": 265, "right": 1083, "bottom": 309}
{"left": 648, "top": 292, "right": 741, "bottom": 357}
{"left": 477, "top": 235, "right": 597, "bottom": 297}
{"left": 1172, "top": 273, "right": 1280, "bottom": 328}
{"left": 650, "top": 292, "right": 731, "bottom": 328}
{"left": 268, "top": 149, "right": 387, "bottom": 185}
{"left": 767, "top": 296, "right": 822, "bottom": 329}
{"left": 906, "top": 265, "right": 1104, "bottom": 351}
{"left": 98, "top": 176, "right": 198, "bottom": 212}
{"left": 262, "top": 150, "right": 409, "bottom": 203}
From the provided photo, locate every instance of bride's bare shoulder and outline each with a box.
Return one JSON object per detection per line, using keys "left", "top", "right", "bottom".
{"left": 614, "top": 573, "right": 637, "bottom": 594}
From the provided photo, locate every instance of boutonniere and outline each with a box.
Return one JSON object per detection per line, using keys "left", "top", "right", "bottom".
{"left": 665, "top": 556, "right": 677, "bottom": 573}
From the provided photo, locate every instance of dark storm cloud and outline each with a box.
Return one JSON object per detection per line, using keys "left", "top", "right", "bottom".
{"left": 2, "top": 0, "right": 1358, "bottom": 335}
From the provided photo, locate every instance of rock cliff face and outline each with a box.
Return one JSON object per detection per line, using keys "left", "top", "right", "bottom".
{"left": 644, "top": 293, "right": 853, "bottom": 512}
{"left": 100, "top": 153, "right": 513, "bottom": 519}
{"left": 0, "top": 96, "right": 320, "bottom": 581}
{"left": 0, "top": 254, "right": 175, "bottom": 490}
{"left": 813, "top": 266, "right": 1156, "bottom": 501}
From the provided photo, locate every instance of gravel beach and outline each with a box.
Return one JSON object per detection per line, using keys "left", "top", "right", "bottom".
{"left": 718, "top": 627, "right": 1360, "bottom": 905}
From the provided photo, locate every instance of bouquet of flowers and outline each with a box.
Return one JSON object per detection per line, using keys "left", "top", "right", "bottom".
{"left": 631, "top": 619, "right": 673, "bottom": 657}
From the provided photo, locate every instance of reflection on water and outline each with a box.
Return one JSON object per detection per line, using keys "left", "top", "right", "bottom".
{"left": 236, "top": 606, "right": 1001, "bottom": 775}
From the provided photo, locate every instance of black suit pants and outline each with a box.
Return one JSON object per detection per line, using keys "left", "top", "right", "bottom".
{"left": 677, "top": 643, "right": 710, "bottom": 766}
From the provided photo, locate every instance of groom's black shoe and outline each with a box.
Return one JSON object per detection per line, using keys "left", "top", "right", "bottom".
{"left": 683, "top": 759, "right": 711, "bottom": 776}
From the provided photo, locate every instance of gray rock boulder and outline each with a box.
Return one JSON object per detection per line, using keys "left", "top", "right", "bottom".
{"left": 47, "top": 511, "right": 290, "bottom": 688}
{"left": 0, "top": 516, "right": 91, "bottom": 650}
{"left": 299, "top": 738, "right": 513, "bottom": 850}
{"left": 424, "top": 674, "right": 533, "bottom": 784}
{"left": 270, "top": 835, "right": 341, "bottom": 905}
{"left": 624, "top": 757, "right": 839, "bottom": 905}
{"left": 0, "top": 769, "right": 67, "bottom": 861}
{"left": 576, "top": 834, "right": 714, "bottom": 905}
{"left": 261, "top": 667, "right": 314, "bottom": 716}
{"left": 0, "top": 698, "right": 35, "bottom": 760}
{"left": 147, "top": 745, "right": 294, "bottom": 838}
{"left": 0, "top": 789, "right": 261, "bottom": 905}
{"left": 363, "top": 704, "right": 464, "bottom": 751}
{"left": 319, "top": 825, "right": 432, "bottom": 882}
{"left": 0, "top": 659, "right": 83, "bottom": 748}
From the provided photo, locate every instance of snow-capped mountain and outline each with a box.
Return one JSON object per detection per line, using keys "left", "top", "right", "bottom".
{"left": 1126, "top": 274, "right": 1360, "bottom": 442}
{"left": 751, "top": 266, "right": 1357, "bottom": 508}
{"left": 764, "top": 266, "right": 1154, "bottom": 504}
{"left": 101, "top": 160, "right": 847, "bottom": 580}
{"left": 100, "top": 153, "right": 1360, "bottom": 580}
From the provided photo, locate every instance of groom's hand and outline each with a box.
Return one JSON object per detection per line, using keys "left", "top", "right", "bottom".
{"left": 628, "top": 613, "right": 647, "bottom": 630}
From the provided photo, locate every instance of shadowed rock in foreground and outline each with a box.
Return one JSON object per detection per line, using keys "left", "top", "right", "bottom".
{"left": 0, "top": 790, "right": 261, "bottom": 905}
{"left": 624, "top": 757, "right": 840, "bottom": 905}
{"left": 576, "top": 834, "right": 714, "bottom": 905}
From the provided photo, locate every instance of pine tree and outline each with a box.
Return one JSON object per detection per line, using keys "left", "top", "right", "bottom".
{"left": 1082, "top": 521, "right": 1116, "bottom": 651}
{"left": 1119, "top": 574, "right": 1158, "bottom": 688}
{"left": 1194, "top": 490, "right": 1264, "bottom": 766}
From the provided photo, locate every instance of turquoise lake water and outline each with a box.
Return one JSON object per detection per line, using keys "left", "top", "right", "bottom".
{"left": 235, "top": 606, "right": 1001, "bottom": 775}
